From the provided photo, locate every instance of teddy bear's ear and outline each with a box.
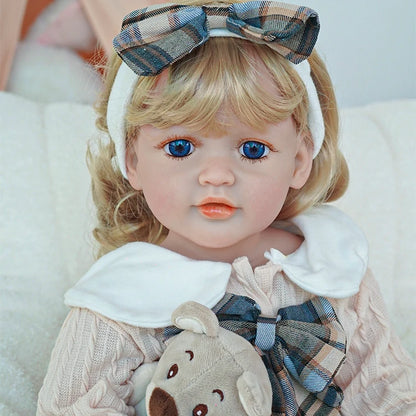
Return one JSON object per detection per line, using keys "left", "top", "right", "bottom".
{"left": 237, "top": 371, "right": 273, "bottom": 416}
{"left": 171, "top": 301, "right": 219, "bottom": 337}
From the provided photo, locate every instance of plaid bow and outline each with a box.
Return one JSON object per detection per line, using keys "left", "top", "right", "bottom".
{"left": 113, "top": 1, "right": 320, "bottom": 76}
{"left": 211, "top": 294, "right": 347, "bottom": 416}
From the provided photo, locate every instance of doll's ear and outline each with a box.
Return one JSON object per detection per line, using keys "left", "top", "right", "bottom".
{"left": 290, "top": 135, "right": 313, "bottom": 190}
{"left": 125, "top": 142, "right": 142, "bottom": 190}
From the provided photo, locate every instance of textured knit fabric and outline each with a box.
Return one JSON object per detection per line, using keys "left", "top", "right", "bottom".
{"left": 36, "top": 261, "right": 416, "bottom": 416}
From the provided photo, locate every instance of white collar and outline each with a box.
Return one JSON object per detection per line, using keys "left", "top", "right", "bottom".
{"left": 65, "top": 205, "right": 368, "bottom": 327}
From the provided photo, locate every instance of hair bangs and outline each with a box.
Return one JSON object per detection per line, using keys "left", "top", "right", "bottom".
{"left": 126, "top": 38, "right": 304, "bottom": 135}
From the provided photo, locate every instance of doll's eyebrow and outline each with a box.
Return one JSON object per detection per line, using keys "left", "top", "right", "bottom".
{"left": 185, "top": 350, "right": 194, "bottom": 360}
{"left": 212, "top": 389, "right": 224, "bottom": 401}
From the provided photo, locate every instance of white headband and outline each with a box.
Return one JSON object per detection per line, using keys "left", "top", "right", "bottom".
{"left": 107, "top": 31, "right": 325, "bottom": 179}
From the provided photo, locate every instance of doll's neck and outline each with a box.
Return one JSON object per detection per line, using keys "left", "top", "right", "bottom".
{"left": 160, "top": 227, "right": 303, "bottom": 268}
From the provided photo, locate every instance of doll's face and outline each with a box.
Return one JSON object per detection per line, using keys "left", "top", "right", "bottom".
{"left": 126, "top": 63, "right": 312, "bottom": 260}
{"left": 126, "top": 113, "right": 311, "bottom": 259}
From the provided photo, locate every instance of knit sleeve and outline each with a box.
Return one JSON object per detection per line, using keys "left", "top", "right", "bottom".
{"left": 36, "top": 307, "right": 145, "bottom": 416}
{"left": 336, "top": 270, "right": 416, "bottom": 415}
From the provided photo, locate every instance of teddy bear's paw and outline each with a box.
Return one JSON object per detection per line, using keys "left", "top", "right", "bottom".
{"left": 130, "top": 362, "right": 159, "bottom": 406}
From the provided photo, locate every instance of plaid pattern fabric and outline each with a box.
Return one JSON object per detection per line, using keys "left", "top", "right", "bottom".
{"left": 212, "top": 294, "right": 346, "bottom": 416}
{"left": 113, "top": 1, "right": 320, "bottom": 76}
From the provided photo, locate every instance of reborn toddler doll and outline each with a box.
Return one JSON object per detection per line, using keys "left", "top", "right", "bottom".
{"left": 37, "top": 1, "right": 416, "bottom": 415}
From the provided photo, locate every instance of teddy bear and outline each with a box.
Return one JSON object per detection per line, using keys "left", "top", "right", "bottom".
{"left": 130, "top": 301, "right": 273, "bottom": 416}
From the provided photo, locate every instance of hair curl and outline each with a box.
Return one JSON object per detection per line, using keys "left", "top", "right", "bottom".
{"left": 89, "top": 10, "right": 348, "bottom": 258}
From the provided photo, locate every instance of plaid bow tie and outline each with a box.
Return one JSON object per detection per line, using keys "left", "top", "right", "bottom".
{"left": 211, "top": 294, "right": 346, "bottom": 416}
{"left": 113, "top": 1, "right": 320, "bottom": 76}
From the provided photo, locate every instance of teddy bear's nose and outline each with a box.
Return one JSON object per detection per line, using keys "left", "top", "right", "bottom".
{"left": 148, "top": 387, "right": 178, "bottom": 416}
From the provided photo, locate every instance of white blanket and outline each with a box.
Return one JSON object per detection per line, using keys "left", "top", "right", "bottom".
{"left": 0, "top": 92, "right": 415, "bottom": 415}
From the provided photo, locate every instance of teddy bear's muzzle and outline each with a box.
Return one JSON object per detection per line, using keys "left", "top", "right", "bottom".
{"left": 148, "top": 387, "right": 178, "bottom": 416}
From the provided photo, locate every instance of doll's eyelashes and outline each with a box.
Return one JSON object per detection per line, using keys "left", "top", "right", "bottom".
{"left": 238, "top": 140, "right": 271, "bottom": 160}
{"left": 160, "top": 137, "right": 274, "bottom": 160}
{"left": 164, "top": 139, "right": 195, "bottom": 158}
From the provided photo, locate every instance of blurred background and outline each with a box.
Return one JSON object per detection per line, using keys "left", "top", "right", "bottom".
{"left": 303, "top": 0, "right": 416, "bottom": 106}
{"left": 1, "top": 0, "right": 415, "bottom": 106}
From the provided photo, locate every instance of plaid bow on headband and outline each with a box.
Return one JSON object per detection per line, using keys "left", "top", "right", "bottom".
{"left": 113, "top": 1, "right": 320, "bottom": 76}
{"left": 167, "top": 294, "right": 346, "bottom": 416}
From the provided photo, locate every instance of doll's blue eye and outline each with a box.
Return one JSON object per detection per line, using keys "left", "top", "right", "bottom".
{"left": 164, "top": 139, "right": 194, "bottom": 158}
{"left": 239, "top": 141, "right": 270, "bottom": 159}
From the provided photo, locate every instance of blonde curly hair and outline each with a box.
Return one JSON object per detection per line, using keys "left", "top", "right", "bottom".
{"left": 89, "top": 15, "right": 348, "bottom": 258}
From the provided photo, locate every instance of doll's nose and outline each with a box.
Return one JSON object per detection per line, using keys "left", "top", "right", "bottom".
{"left": 198, "top": 159, "right": 235, "bottom": 186}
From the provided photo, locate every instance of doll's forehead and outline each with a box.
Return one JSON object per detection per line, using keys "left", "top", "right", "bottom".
{"left": 139, "top": 108, "right": 291, "bottom": 141}
{"left": 133, "top": 44, "right": 292, "bottom": 136}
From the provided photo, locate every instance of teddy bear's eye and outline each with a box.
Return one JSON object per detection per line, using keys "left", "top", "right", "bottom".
{"left": 167, "top": 364, "right": 178, "bottom": 379}
{"left": 193, "top": 404, "right": 208, "bottom": 416}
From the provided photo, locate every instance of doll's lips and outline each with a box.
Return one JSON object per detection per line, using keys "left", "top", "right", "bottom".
{"left": 197, "top": 198, "right": 236, "bottom": 219}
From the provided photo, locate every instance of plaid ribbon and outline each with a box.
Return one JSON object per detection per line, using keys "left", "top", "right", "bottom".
{"left": 113, "top": 1, "right": 320, "bottom": 76}
{"left": 166, "top": 294, "right": 346, "bottom": 416}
